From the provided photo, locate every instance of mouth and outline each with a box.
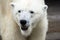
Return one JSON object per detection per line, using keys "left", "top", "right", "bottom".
{"left": 21, "top": 25, "right": 28, "bottom": 31}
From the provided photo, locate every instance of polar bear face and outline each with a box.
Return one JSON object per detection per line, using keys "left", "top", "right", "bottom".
{"left": 10, "top": 1, "right": 48, "bottom": 37}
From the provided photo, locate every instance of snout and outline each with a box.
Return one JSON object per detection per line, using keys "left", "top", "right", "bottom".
{"left": 20, "top": 20, "right": 29, "bottom": 30}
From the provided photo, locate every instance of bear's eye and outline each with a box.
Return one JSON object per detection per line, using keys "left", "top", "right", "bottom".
{"left": 18, "top": 10, "right": 21, "bottom": 13}
{"left": 30, "top": 11, "right": 34, "bottom": 14}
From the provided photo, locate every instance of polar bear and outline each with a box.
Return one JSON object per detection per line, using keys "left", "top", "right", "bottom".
{"left": 1, "top": 0, "right": 48, "bottom": 40}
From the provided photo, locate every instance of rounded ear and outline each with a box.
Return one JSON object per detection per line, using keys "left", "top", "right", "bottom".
{"left": 43, "top": 5, "right": 48, "bottom": 11}
{"left": 10, "top": 2, "right": 15, "bottom": 8}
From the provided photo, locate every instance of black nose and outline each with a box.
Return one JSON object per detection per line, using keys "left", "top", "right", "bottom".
{"left": 20, "top": 20, "right": 27, "bottom": 25}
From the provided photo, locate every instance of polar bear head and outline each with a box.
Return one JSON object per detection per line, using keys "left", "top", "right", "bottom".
{"left": 10, "top": 0, "right": 48, "bottom": 37}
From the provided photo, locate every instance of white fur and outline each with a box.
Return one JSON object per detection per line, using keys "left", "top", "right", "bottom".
{"left": 1, "top": 0, "right": 48, "bottom": 40}
{"left": 21, "top": 26, "right": 32, "bottom": 37}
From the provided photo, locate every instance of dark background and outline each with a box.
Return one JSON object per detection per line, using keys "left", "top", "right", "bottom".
{"left": 45, "top": 0, "right": 60, "bottom": 40}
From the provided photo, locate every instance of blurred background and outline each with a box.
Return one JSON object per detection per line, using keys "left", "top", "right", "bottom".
{"left": 0, "top": 0, "right": 60, "bottom": 40}
{"left": 45, "top": 0, "right": 60, "bottom": 40}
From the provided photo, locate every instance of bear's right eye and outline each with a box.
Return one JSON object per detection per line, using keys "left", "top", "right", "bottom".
{"left": 18, "top": 10, "right": 21, "bottom": 13}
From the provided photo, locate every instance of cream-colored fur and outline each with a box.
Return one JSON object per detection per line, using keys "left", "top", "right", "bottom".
{"left": 0, "top": 0, "right": 48, "bottom": 40}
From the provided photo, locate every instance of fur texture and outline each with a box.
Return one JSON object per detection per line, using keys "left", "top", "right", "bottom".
{"left": 0, "top": 0, "right": 48, "bottom": 40}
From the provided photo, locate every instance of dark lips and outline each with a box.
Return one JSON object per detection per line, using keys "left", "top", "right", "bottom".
{"left": 21, "top": 26, "right": 28, "bottom": 31}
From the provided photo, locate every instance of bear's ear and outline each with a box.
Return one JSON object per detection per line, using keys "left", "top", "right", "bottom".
{"left": 10, "top": 2, "right": 15, "bottom": 8}
{"left": 43, "top": 5, "right": 48, "bottom": 11}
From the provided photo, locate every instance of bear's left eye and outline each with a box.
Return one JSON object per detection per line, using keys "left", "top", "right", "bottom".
{"left": 30, "top": 11, "right": 34, "bottom": 14}
{"left": 18, "top": 10, "right": 21, "bottom": 13}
